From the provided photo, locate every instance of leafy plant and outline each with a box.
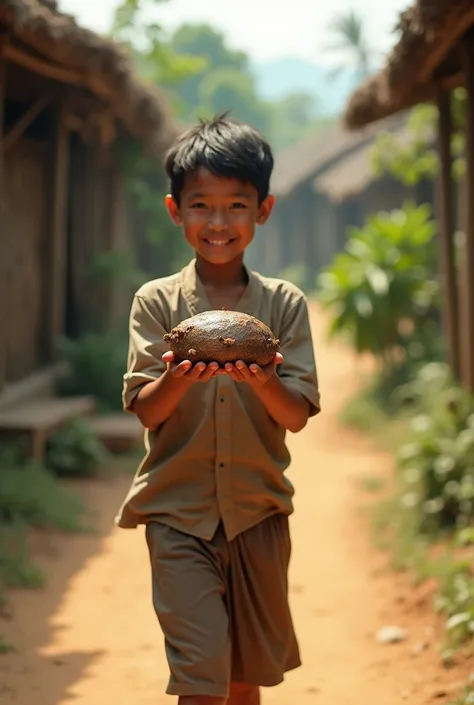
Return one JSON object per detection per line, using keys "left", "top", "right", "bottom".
{"left": 56, "top": 332, "right": 129, "bottom": 412}
{"left": 370, "top": 88, "right": 467, "bottom": 186}
{"left": 0, "top": 458, "right": 87, "bottom": 532}
{"left": 434, "top": 559, "right": 474, "bottom": 648}
{"left": 448, "top": 686, "right": 474, "bottom": 705}
{"left": 317, "top": 202, "right": 440, "bottom": 375}
{"left": 395, "top": 363, "right": 474, "bottom": 535}
{"left": 45, "top": 419, "right": 110, "bottom": 478}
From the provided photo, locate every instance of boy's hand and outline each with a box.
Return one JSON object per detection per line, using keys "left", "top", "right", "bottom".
{"left": 224, "top": 353, "right": 283, "bottom": 386}
{"left": 162, "top": 351, "right": 223, "bottom": 383}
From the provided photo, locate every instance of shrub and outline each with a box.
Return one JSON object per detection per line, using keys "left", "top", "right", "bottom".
{"left": 45, "top": 419, "right": 110, "bottom": 478}
{"left": 317, "top": 202, "right": 440, "bottom": 377}
{"left": 56, "top": 332, "right": 128, "bottom": 412}
{"left": 395, "top": 363, "right": 474, "bottom": 536}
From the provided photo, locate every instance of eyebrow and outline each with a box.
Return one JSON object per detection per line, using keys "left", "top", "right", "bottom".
{"left": 187, "top": 192, "right": 252, "bottom": 199}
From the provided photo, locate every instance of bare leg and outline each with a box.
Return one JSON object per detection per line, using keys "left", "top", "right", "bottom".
{"left": 227, "top": 683, "right": 261, "bottom": 705}
{"left": 179, "top": 697, "right": 226, "bottom": 705}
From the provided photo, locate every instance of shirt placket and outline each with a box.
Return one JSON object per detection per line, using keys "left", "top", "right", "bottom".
{"left": 214, "top": 375, "right": 235, "bottom": 537}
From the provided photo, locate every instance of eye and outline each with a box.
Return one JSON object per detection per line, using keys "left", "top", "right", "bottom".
{"left": 231, "top": 202, "right": 247, "bottom": 209}
{"left": 190, "top": 202, "right": 207, "bottom": 209}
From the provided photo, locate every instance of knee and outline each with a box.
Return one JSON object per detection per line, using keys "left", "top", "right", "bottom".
{"left": 178, "top": 697, "right": 226, "bottom": 705}
{"left": 228, "top": 682, "right": 260, "bottom": 704}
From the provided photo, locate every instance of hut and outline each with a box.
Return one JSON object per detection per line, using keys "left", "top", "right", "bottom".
{"left": 0, "top": 0, "right": 174, "bottom": 456}
{"left": 249, "top": 114, "right": 433, "bottom": 288}
{"left": 343, "top": 0, "right": 474, "bottom": 392}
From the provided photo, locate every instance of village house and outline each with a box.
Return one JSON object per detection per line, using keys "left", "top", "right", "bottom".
{"left": 0, "top": 0, "right": 175, "bottom": 456}
{"left": 344, "top": 0, "right": 474, "bottom": 393}
{"left": 249, "top": 114, "right": 434, "bottom": 290}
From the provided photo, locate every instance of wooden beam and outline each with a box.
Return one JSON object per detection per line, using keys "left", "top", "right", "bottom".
{"left": 3, "top": 94, "right": 52, "bottom": 152}
{"left": 0, "top": 47, "right": 6, "bottom": 393}
{"left": 47, "top": 103, "right": 70, "bottom": 359}
{"left": 3, "top": 44, "right": 115, "bottom": 109}
{"left": 420, "top": 8, "right": 474, "bottom": 83}
{"left": 462, "top": 34, "right": 474, "bottom": 392}
{"left": 436, "top": 88, "right": 461, "bottom": 380}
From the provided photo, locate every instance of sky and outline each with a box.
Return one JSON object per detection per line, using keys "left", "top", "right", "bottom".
{"left": 59, "top": 0, "right": 410, "bottom": 65}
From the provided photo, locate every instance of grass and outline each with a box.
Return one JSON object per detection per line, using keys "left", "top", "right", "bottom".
{"left": 345, "top": 368, "right": 474, "bottom": 699}
{"left": 448, "top": 687, "right": 474, "bottom": 705}
{"left": 339, "top": 371, "right": 411, "bottom": 452}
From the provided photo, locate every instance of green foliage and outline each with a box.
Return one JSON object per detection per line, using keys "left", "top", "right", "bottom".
{"left": 277, "top": 263, "right": 312, "bottom": 293}
{"left": 434, "top": 558, "right": 474, "bottom": 648}
{"left": 447, "top": 687, "right": 474, "bottom": 705}
{"left": 324, "top": 9, "right": 375, "bottom": 80}
{"left": 317, "top": 202, "right": 440, "bottom": 370}
{"left": 0, "top": 451, "right": 86, "bottom": 533}
{"left": 45, "top": 420, "right": 111, "bottom": 479}
{"left": 395, "top": 363, "right": 474, "bottom": 536}
{"left": 56, "top": 332, "right": 129, "bottom": 412}
{"left": 87, "top": 251, "right": 147, "bottom": 290}
{"left": 371, "top": 88, "right": 467, "bottom": 186}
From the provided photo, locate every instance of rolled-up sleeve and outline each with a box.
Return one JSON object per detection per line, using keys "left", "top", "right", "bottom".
{"left": 122, "top": 294, "right": 168, "bottom": 412}
{"left": 277, "top": 296, "right": 321, "bottom": 416}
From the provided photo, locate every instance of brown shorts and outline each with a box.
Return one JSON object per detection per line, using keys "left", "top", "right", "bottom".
{"left": 145, "top": 513, "right": 301, "bottom": 698}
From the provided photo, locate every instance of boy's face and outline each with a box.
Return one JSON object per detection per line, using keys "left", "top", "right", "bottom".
{"left": 165, "top": 167, "right": 275, "bottom": 265}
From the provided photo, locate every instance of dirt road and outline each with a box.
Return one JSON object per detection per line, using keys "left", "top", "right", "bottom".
{"left": 0, "top": 304, "right": 470, "bottom": 704}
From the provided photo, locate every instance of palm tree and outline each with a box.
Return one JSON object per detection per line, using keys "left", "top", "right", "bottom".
{"left": 324, "top": 9, "right": 375, "bottom": 82}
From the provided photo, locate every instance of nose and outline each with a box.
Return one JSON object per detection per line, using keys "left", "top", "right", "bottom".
{"left": 208, "top": 209, "right": 227, "bottom": 231}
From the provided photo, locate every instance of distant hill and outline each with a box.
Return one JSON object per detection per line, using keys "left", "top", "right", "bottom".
{"left": 251, "top": 56, "right": 359, "bottom": 116}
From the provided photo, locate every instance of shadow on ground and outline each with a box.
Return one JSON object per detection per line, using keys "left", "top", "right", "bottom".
{"left": 0, "top": 471, "right": 135, "bottom": 705}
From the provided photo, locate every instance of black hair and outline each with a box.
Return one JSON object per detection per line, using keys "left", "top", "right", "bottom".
{"left": 164, "top": 112, "right": 274, "bottom": 205}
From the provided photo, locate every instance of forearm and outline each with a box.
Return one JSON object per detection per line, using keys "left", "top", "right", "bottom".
{"left": 253, "top": 375, "right": 310, "bottom": 433}
{"left": 131, "top": 370, "right": 192, "bottom": 430}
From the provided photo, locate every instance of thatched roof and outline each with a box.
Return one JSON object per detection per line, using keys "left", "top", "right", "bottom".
{"left": 313, "top": 120, "right": 429, "bottom": 202}
{"left": 272, "top": 114, "right": 406, "bottom": 198}
{"left": 344, "top": 0, "right": 474, "bottom": 130}
{"left": 0, "top": 0, "right": 175, "bottom": 151}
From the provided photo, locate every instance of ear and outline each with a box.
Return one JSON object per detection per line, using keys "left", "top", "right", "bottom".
{"left": 165, "top": 194, "right": 182, "bottom": 225}
{"left": 256, "top": 194, "right": 275, "bottom": 226}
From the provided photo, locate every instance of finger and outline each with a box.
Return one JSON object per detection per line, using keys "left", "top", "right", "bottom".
{"left": 274, "top": 353, "right": 283, "bottom": 365}
{"left": 235, "top": 360, "right": 255, "bottom": 383}
{"left": 185, "top": 362, "right": 207, "bottom": 381}
{"left": 249, "top": 364, "right": 268, "bottom": 382}
{"left": 162, "top": 351, "right": 175, "bottom": 363}
{"left": 225, "top": 363, "right": 245, "bottom": 383}
{"left": 173, "top": 359, "right": 193, "bottom": 377}
{"left": 199, "top": 362, "right": 220, "bottom": 382}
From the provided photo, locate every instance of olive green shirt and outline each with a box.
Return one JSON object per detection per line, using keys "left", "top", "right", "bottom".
{"left": 115, "top": 259, "right": 320, "bottom": 541}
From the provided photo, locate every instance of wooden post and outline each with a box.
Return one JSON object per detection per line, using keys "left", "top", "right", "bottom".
{"left": 462, "top": 34, "right": 474, "bottom": 393}
{"left": 47, "top": 102, "right": 70, "bottom": 359}
{"left": 0, "top": 48, "right": 7, "bottom": 393}
{"left": 436, "top": 88, "right": 460, "bottom": 380}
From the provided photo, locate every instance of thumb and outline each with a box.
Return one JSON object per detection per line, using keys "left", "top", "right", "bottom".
{"left": 162, "top": 351, "right": 175, "bottom": 363}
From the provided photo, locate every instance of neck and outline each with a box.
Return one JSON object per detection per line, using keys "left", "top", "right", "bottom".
{"left": 195, "top": 255, "right": 247, "bottom": 288}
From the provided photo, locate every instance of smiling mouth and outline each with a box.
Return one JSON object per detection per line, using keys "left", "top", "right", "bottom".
{"left": 202, "top": 238, "right": 236, "bottom": 246}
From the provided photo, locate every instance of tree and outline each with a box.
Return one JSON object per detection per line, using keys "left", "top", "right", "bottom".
{"left": 324, "top": 9, "right": 375, "bottom": 82}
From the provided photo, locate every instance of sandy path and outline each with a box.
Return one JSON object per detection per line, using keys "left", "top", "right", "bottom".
{"left": 0, "top": 304, "right": 469, "bottom": 704}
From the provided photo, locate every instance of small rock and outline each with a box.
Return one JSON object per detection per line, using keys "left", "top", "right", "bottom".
{"left": 376, "top": 626, "right": 407, "bottom": 644}
{"left": 412, "top": 641, "right": 429, "bottom": 655}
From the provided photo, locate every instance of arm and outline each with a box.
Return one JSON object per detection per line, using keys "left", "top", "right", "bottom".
{"left": 252, "top": 368, "right": 310, "bottom": 433}
{"left": 131, "top": 369, "right": 191, "bottom": 430}
{"left": 132, "top": 352, "right": 221, "bottom": 430}
{"left": 224, "top": 293, "right": 320, "bottom": 432}
{"left": 123, "top": 293, "right": 221, "bottom": 431}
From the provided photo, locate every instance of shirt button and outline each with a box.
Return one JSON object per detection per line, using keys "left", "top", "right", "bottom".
{"left": 220, "top": 397, "right": 225, "bottom": 403}
{"left": 219, "top": 462, "right": 225, "bottom": 468}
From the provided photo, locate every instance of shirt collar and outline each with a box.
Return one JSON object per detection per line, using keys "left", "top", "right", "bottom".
{"left": 180, "top": 258, "right": 263, "bottom": 317}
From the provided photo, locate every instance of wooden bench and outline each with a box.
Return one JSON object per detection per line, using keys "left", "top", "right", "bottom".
{"left": 0, "top": 396, "right": 95, "bottom": 463}
{"left": 87, "top": 413, "right": 143, "bottom": 454}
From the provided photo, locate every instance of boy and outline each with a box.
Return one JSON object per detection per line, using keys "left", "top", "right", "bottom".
{"left": 116, "top": 114, "right": 320, "bottom": 705}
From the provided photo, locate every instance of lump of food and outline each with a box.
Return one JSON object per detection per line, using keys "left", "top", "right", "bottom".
{"left": 163, "top": 310, "right": 280, "bottom": 367}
